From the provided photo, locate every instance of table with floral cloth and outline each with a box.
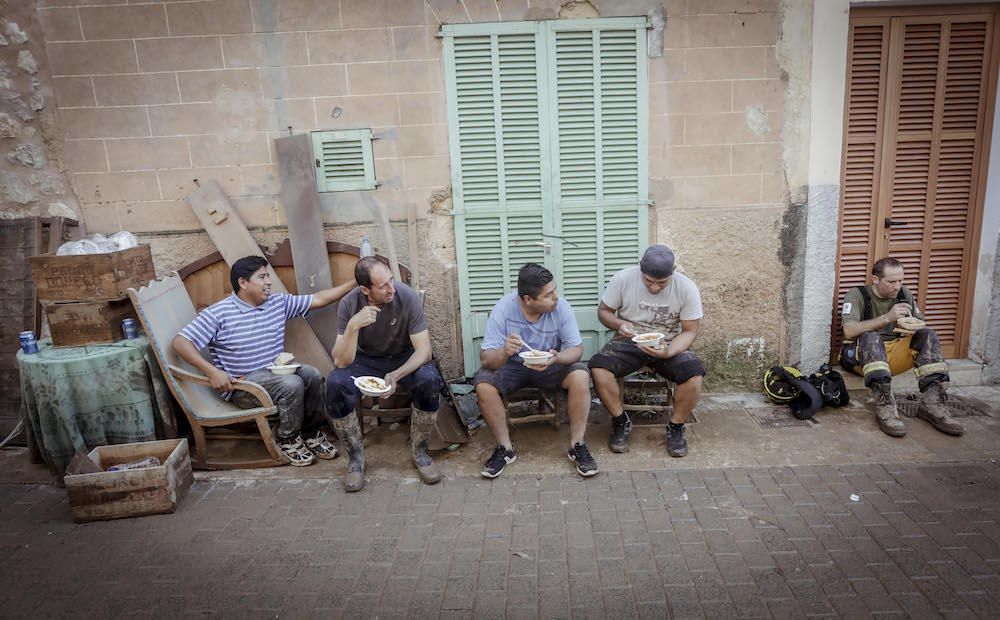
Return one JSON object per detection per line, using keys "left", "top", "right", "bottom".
{"left": 17, "top": 337, "right": 177, "bottom": 477}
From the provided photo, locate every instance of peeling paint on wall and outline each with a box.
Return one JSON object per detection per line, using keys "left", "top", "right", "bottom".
{"left": 725, "top": 337, "right": 767, "bottom": 364}
{"left": 745, "top": 105, "right": 770, "bottom": 137}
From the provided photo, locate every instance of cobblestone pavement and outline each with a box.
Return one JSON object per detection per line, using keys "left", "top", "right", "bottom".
{"left": 1, "top": 461, "right": 999, "bottom": 618}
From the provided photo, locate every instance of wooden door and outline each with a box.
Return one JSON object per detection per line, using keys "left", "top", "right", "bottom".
{"left": 834, "top": 6, "right": 1000, "bottom": 358}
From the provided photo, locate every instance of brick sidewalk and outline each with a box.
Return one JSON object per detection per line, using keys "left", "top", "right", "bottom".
{"left": 1, "top": 462, "right": 998, "bottom": 618}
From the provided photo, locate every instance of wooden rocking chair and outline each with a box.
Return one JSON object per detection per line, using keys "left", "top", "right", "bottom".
{"left": 128, "top": 273, "right": 286, "bottom": 469}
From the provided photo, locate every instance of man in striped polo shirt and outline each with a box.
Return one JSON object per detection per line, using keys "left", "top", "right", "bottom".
{"left": 173, "top": 256, "right": 356, "bottom": 466}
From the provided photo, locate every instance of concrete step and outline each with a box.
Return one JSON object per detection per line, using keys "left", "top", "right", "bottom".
{"left": 842, "top": 358, "right": 983, "bottom": 391}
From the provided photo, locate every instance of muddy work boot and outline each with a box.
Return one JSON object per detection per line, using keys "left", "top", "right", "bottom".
{"left": 332, "top": 412, "right": 365, "bottom": 492}
{"left": 410, "top": 408, "right": 442, "bottom": 484}
{"left": 608, "top": 412, "right": 632, "bottom": 453}
{"left": 917, "top": 382, "right": 964, "bottom": 436}
{"left": 871, "top": 381, "right": 906, "bottom": 437}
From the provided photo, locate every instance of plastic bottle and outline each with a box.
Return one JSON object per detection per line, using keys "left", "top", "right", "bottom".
{"left": 360, "top": 235, "right": 374, "bottom": 257}
{"left": 107, "top": 456, "right": 161, "bottom": 472}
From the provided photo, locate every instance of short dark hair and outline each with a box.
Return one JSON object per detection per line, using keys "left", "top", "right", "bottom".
{"left": 355, "top": 256, "right": 388, "bottom": 288}
{"left": 517, "top": 263, "right": 553, "bottom": 300}
{"left": 230, "top": 256, "right": 269, "bottom": 292}
{"left": 872, "top": 257, "right": 904, "bottom": 278}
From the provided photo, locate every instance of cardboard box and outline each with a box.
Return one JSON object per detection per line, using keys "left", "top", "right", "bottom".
{"left": 29, "top": 245, "right": 155, "bottom": 303}
{"left": 45, "top": 298, "right": 137, "bottom": 347}
{"left": 64, "top": 439, "right": 193, "bottom": 523}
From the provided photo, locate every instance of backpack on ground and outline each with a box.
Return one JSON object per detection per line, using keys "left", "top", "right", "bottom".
{"left": 808, "top": 364, "right": 850, "bottom": 408}
{"left": 763, "top": 366, "right": 823, "bottom": 420}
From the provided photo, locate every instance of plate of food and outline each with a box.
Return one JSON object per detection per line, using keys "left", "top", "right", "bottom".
{"left": 268, "top": 363, "right": 301, "bottom": 376}
{"left": 267, "top": 352, "right": 300, "bottom": 375}
{"left": 896, "top": 316, "right": 926, "bottom": 332}
{"left": 519, "top": 349, "right": 554, "bottom": 366}
{"left": 354, "top": 375, "right": 391, "bottom": 397}
{"left": 631, "top": 332, "right": 665, "bottom": 349}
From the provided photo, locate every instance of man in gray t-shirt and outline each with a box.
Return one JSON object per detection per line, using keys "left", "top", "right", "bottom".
{"left": 588, "top": 245, "right": 706, "bottom": 458}
{"left": 325, "top": 257, "right": 444, "bottom": 492}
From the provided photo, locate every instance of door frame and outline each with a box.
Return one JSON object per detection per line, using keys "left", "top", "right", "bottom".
{"left": 832, "top": 3, "right": 1000, "bottom": 359}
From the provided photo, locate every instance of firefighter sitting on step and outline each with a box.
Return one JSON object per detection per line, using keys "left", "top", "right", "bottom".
{"left": 839, "top": 257, "right": 963, "bottom": 438}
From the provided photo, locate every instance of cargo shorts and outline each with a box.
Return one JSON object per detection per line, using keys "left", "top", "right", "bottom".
{"left": 588, "top": 338, "right": 706, "bottom": 384}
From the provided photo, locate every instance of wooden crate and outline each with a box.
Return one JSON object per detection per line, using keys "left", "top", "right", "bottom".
{"left": 45, "top": 298, "right": 137, "bottom": 346}
{"left": 29, "top": 244, "right": 155, "bottom": 303}
{"left": 64, "top": 439, "right": 193, "bottom": 523}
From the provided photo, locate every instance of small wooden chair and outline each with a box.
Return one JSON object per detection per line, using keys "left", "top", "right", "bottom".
{"left": 503, "top": 388, "right": 562, "bottom": 429}
{"left": 357, "top": 390, "right": 412, "bottom": 431}
{"left": 618, "top": 366, "right": 674, "bottom": 414}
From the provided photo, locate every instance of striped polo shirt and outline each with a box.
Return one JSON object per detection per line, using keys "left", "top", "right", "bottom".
{"left": 178, "top": 292, "right": 313, "bottom": 378}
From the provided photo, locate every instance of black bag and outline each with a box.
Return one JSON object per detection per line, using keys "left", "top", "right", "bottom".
{"left": 763, "top": 366, "right": 823, "bottom": 420}
{"left": 808, "top": 364, "right": 850, "bottom": 408}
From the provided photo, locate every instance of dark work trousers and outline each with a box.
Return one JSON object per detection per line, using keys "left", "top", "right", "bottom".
{"left": 326, "top": 351, "right": 443, "bottom": 419}
{"left": 840, "top": 328, "right": 949, "bottom": 391}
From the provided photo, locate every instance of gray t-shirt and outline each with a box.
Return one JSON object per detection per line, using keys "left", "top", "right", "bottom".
{"left": 337, "top": 282, "right": 427, "bottom": 357}
{"left": 601, "top": 266, "right": 703, "bottom": 342}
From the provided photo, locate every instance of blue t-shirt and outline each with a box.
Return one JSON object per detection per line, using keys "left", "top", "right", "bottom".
{"left": 480, "top": 292, "right": 583, "bottom": 363}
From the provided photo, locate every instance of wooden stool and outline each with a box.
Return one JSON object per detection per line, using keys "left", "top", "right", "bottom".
{"left": 502, "top": 388, "right": 561, "bottom": 429}
{"left": 357, "top": 387, "right": 412, "bottom": 434}
{"left": 618, "top": 366, "right": 674, "bottom": 414}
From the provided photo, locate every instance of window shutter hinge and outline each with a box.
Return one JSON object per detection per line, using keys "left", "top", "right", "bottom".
{"left": 315, "top": 158, "right": 321, "bottom": 168}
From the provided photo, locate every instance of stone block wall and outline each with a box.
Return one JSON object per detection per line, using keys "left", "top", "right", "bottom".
{"left": 0, "top": 2, "right": 79, "bottom": 223}
{"left": 35, "top": 0, "right": 798, "bottom": 385}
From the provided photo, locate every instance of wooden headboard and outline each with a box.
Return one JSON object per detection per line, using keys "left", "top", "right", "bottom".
{"left": 177, "top": 239, "right": 411, "bottom": 312}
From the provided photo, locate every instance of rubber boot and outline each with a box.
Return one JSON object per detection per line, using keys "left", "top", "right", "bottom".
{"left": 331, "top": 412, "right": 365, "bottom": 492}
{"left": 410, "top": 408, "right": 442, "bottom": 484}
{"left": 917, "top": 382, "right": 964, "bottom": 436}
{"left": 871, "top": 381, "right": 906, "bottom": 437}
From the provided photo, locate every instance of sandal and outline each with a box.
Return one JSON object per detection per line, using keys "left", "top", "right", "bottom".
{"left": 304, "top": 430, "right": 339, "bottom": 460}
{"left": 278, "top": 435, "right": 315, "bottom": 467}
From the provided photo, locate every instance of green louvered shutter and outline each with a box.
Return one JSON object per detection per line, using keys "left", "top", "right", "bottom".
{"left": 311, "top": 129, "right": 376, "bottom": 192}
{"left": 444, "top": 18, "right": 648, "bottom": 375}
{"left": 548, "top": 20, "right": 648, "bottom": 359}
{"left": 444, "top": 23, "right": 551, "bottom": 374}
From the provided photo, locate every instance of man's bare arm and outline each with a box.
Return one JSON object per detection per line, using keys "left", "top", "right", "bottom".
{"left": 172, "top": 335, "right": 233, "bottom": 391}
{"left": 310, "top": 281, "right": 356, "bottom": 309}
{"left": 598, "top": 301, "right": 636, "bottom": 337}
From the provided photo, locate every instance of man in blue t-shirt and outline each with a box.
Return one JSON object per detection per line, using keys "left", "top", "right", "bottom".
{"left": 173, "top": 256, "right": 355, "bottom": 467}
{"left": 474, "top": 263, "right": 596, "bottom": 479}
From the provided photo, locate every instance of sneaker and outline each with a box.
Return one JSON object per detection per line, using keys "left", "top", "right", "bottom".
{"left": 278, "top": 435, "right": 316, "bottom": 467}
{"left": 608, "top": 412, "right": 632, "bottom": 453}
{"left": 567, "top": 443, "right": 598, "bottom": 477}
{"left": 872, "top": 382, "right": 906, "bottom": 437}
{"left": 304, "top": 430, "right": 339, "bottom": 460}
{"left": 666, "top": 423, "right": 688, "bottom": 458}
{"left": 482, "top": 445, "right": 516, "bottom": 479}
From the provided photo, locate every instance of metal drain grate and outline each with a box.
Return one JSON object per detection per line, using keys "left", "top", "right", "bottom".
{"left": 896, "top": 393, "right": 990, "bottom": 418}
{"left": 744, "top": 406, "right": 815, "bottom": 429}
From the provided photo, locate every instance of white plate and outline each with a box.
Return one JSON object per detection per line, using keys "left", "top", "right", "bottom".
{"left": 631, "top": 332, "right": 665, "bottom": 349}
{"left": 519, "top": 350, "right": 553, "bottom": 366}
{"left": 354, "top": 375, "right": 391, "bottom": 397}
{"left": 268, "top": 363, "right": 301, "bottom": 376}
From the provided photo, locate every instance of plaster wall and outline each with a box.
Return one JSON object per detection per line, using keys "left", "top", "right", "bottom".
{"left": 975, "top": 69, "right": 1000, "bottom": 382}
{"left": 35, "top": 0, "right": 803, "bottom": 385}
